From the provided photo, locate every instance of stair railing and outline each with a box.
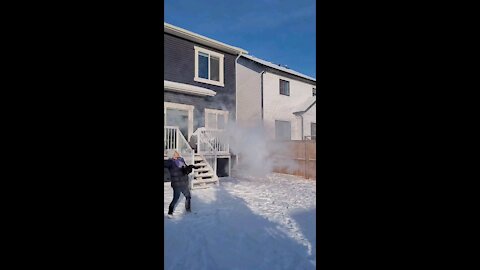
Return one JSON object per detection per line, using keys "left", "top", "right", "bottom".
{"left": 164, "top": 126, "right": 195, "bottom": 181}
{"left": 196, "top": 127, "right": 229, "bottom": 154}
{"left": 192, "top": 129, "right": 217, "bottom": 174}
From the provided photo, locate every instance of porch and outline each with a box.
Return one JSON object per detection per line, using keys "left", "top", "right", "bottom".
{"left": 164, "top": 126, "right": 232, "bottom": 188}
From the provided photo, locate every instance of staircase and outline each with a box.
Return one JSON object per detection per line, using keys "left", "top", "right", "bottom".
{"left": 191, "top": 153, "right": 219, "bottom": 189}
{"left": 164, "top": 126, "right": 225, "bottom": 190}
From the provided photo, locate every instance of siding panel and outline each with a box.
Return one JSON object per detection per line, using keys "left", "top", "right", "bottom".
{"left": 164, "top": 33, "right": 237, "bottom": 122}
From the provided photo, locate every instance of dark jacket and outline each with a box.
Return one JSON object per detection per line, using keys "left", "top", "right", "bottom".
{"left": 164, "top": 157, "right": 194, "bottom": 188}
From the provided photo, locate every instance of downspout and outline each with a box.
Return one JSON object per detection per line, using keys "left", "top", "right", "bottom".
{"left": 260, "top": 70, "right": 267, "bottom": 122}
{"left": 294, "top": 112, "right": 304, "bottom": 140}
{"left": 235, "top": 52, "right": 243, "bottom": 125}
{"left": 300, "top": 114, "right": 304, "bottom": 140}
{"left": 234, "top": 52, "right": 243, "bottom": 172}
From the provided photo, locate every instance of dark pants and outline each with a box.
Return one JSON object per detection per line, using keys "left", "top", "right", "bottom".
{"left": 168, "top": 185, "right": 191, "bottom": 214}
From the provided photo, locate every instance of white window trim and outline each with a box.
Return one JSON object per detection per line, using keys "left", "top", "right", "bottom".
{"left": 279, "top": 79, "right": 290, "bottom": 96}
{"left": 164, "top": 102, "right": 194, "bottom": 140}
{"left": 205, "top": 108, "right": 229, "bottom": 130}
{"left": 194, "top": 46, "right": 225, "bottom": 87}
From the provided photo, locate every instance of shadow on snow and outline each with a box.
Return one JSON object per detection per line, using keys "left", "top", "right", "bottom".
{"left": 164, "top": 182, "right": 315, "bottom": 270}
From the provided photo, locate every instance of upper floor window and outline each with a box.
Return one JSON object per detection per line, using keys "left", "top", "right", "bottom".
{"left": 194, "top": 46, "right": 224, "bottom": 87}
{"left": 279, "top": 79, "right": 290, "bottom": 96}
{"left": 313, "top": 88, "right": 316, "bottom": 96}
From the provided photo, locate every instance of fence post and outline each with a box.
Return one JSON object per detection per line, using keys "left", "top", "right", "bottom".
{"left": 304, "top": 140, "right": 307, "bottom": 179}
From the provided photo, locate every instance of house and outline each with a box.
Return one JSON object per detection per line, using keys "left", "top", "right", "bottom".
{"left": 163, "top": 22, "right": 248, "bottom": 188}
{"left": 236, "top": 54, "right": 316, "bottom": 141}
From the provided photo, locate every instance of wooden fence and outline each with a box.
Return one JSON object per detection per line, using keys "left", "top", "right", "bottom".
{"left": 267, "top": 140, "right": 316, "bottom": 180}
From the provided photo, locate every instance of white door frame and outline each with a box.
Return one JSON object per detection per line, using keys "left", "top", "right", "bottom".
{"left": 164, "top": 102, "right": 194, "bottom": 140}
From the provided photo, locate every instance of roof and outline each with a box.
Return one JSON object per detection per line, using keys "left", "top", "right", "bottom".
{"left": 164, "top": 80, "right": 216, "bottom": 97}
{"left": 241, "top": 54, "right": 316, "bottom": 82}
{"left": 293, "top": 97, "right": 316, "bottom": 115}
{"left": 164, "top": 22, "right": 248, "bottom": 55}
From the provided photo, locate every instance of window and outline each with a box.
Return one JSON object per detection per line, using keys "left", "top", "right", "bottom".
{"left": 194, "top": 46, "right": 224, "bottom": 87}
{"left": 205, "top": 108, "right": 229, "bottom": 130}
{"left": 313, "top": 88, "right": 316, "bottom": 96}
{"left": 275, "top": 120, "right": 291, "bottom": 140}
{"left": 279, "top": 79, "right": 290, "bottom": 96}
{"left": 311, "top": 123, "right": 316, "bottom": 137}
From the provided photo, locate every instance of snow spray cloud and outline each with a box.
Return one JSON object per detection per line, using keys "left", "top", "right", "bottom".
{"left": 164, "top": 91, "right": 302, "bottom": 177}
{"left": 223, "top": 122, "right": 302, "bottom": 178}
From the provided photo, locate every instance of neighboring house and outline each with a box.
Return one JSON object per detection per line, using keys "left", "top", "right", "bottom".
{"left": 163, "top": 22, "right": 248, "bottom": 186}
{"left": 236, "top": 54, "right": 316, "bottom": 140}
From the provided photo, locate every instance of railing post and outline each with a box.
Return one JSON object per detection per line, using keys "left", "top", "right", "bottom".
{"left": 176, "top": 128, "right": 179, "bottom": 153}
{"left": 214, "top": 152, "right": 217, "bottom": 175}
{"left": 228, "top": 156, "right": 231, "bottom": 177}
{"left": 304, "top": 140, "right": 307, "bottom": 179}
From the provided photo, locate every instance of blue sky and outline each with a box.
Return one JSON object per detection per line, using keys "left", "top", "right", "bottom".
{"left": 164, "top": 0, "right": 316, "bottom": 79}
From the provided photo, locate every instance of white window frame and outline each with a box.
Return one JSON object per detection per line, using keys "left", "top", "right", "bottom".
{"left": 164, "top": 102, "right": 194, "bottom": 140}
{"left": 194, "top": 46, "right": 225, "bottom": 87}
{"left": 204, "top": 108, "right": 229, "bottom": 130}
{"left": 279, "top": 79, "right": 290, "bottom": 96}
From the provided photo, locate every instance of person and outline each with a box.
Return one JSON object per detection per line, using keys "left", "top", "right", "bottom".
{"left": 164, "top": 150, "right": 194, "bottom": 218}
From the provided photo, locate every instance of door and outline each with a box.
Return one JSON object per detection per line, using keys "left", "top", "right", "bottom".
{"left": 166, "top": 108, "right": 189, "bottom": 139}
{"left": 164, "top": 102, "right": 194, "bottom": 140}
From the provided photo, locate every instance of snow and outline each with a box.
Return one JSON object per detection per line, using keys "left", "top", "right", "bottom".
{"left": 241, "top": 54, "right": 316, "bottom": 82}
{"left": 164, "top": 173, "right": 316, "bottom": 270}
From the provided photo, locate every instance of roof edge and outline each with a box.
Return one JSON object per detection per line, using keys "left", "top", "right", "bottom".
{"left": 293, "top": 100, "right": 316, "bottom": 115}
{"left": 164, "top": 22, "right": 248, "bottom": 55}
{"left": 241, "top": 54, "right": 316, "bottom": 83}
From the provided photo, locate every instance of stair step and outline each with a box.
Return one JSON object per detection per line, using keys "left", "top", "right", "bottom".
{"left": 195, "top": 172, "right": 213, "bottom": 177}
{"left": 194, "top": 176, "right": 214, "bottom": 180}
{"left": 194, "top": 174, "right": 211, "bottom": 178}
{"left": 195, "top": 177, "right": 214, "bottom": 182}
{"left": 194, "top": 167, "right": 210, "bottom": 172}
{"left": 194, "top": 162, "right": 207, "bottom": 167}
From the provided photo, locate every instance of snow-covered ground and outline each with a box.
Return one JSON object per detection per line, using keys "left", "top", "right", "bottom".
{"left": 164, "top": 173, "right": 316, "bottom": 270}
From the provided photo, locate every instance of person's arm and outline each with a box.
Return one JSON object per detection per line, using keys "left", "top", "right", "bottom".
{"left": 180, "top": 157, "right": 187, "bottom": 167}
{"left": 184, "top": 160, "right": 194, "bottom": 170}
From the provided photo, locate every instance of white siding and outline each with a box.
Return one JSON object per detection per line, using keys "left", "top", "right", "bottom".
{"left": 262, "top": 72, "right": 316, "bottom": 140}
{"left": 236, "top": 62, "right": 262, "bottom": 128}
{"left": 302, "top": 103, "right": 316, "bottom": 138}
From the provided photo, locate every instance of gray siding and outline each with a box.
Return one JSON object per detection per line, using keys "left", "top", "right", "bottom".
{"left": 164, "top": 33, "right": 237, "bottom": 125}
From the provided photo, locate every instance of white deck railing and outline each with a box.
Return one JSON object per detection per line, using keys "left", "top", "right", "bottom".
{"left": 196, "top": 128, "right": 229, "bottom": 155}
{"left": 192, "top": 129, "right": 217, "bottom": 173}
{"left": 164, "top": 126, "right": 194, "bottom": 168}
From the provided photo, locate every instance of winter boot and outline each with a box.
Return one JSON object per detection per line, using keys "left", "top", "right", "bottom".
{"left": 185, "top": 197, "right": 191, "bottom": 212}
